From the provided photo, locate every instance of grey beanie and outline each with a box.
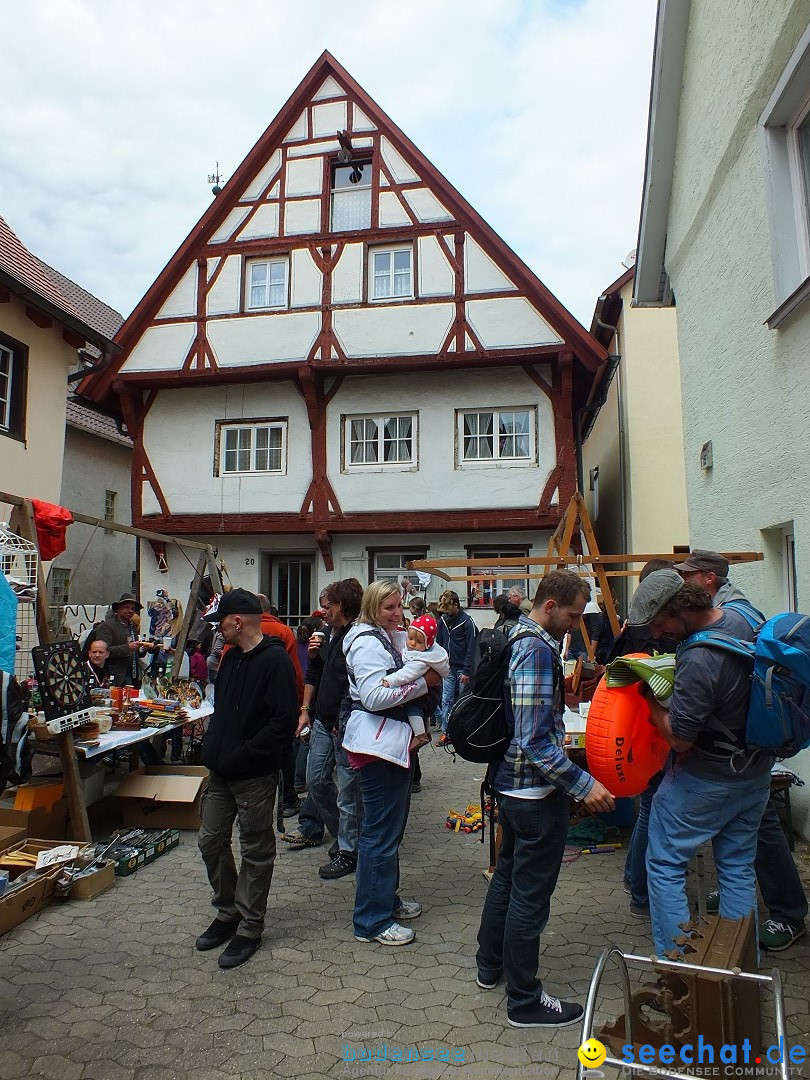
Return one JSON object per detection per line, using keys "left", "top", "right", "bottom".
{"left": 627, "top": 569, "right": 685, "bottom": 626}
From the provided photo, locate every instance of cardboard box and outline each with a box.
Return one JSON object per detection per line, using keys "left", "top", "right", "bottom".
{"left": 112, "top": 850, "right": 145, "bottom": 877}
{"left": 0, "top": 866, "right": 61, "bottom": 935}
{"left": 112, "top": 765, "right": 208, "bottom": 830}
{"left": 0, "top": 825, "right": 26, "bottom": 852}
{"left": 0, "top": 799, "right": 69, "bottom": 841}
{"left": 69, "top": 859, "right": 116, "bottom": 901}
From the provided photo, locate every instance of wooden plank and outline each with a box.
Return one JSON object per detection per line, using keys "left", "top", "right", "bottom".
{"left": 10, "top": 503, "right": 93, "bottom": 842}
{"left": 173, "top": 552, "right": 207, "bottom": 680}
{"left": 204, "top": 546, "right": 224, "bottom": 594}
{"left": 15, "top": 501, "right": 52, "bottom": 647}
{"left": 408, "top": 551, "right": 764, "bottom": 570}
{"left": 0, "top": 489, "right": 209, "bottom": 550}
{"left": 57, "top": 733, "right": 92, "bottom": 843}
{"left": 577, "top": 494, "right": 621, "bottom": 637}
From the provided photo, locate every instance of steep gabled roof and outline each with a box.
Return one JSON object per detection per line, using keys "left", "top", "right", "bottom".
{"left": 85, "top": 51, "right": 606, "bottom": 403}
{"left": 0, "top": 215, "right": 123, "bottom": 347}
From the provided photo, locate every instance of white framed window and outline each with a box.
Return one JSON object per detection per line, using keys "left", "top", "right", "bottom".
{"left": 49, "top": 567, "right": 71, "bottom": 609}
{"left": 369, "top": 549, "right": 427, "bottom": 590}
{"left": 370, "top": 246, "right": 413, "bottom": 300}
{"left": 0, "top": 333, "right": 27, "bottom": 441}
{"left": 331, "top": 160, "right": 372, "bottom": 232}
{"left": 458, "top": 408, "right": 534, "bottom": 464}
{"left": 466, "top": 547, "right": 530, "bottom": 609}
{"left": 759, "top": 24, "right": 810, "bottom": 325}
{"left": 345, "top": 413, "right": 416, "bottom": 468}
{"left": 246, "top": 258, "right": 288, "bottom": 310}
{"left": 104, "top": 490, "right": 116, "bottom": 535}
{"left": 217, "top": 421, "right": 287, "bottom": 475}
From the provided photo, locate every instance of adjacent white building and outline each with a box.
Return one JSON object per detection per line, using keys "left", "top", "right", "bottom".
{"left": 85, "top": 52, "right": 609, "bottom": 624}
{"left": 635, "top": 2, "right": 810, "bottom": 831}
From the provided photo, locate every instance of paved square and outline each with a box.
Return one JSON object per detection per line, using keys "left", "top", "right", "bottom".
{"left": 1, "top": 749, "right": 808, "bottom": 1079}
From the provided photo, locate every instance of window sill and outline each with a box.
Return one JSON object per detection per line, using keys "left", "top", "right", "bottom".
{"left": 220, "top": 470, "right": 286, "bottom": 477}
{"left": 457, "top": 458, "right": 535, "bottom": 470}
{"left": 344, "top": 464, "right": 417, "bottom": 473}
{"left": 0, "top": 428, "right": 25, "bottom": 445}
{"left": 766, "top": 273, "right": 810, "bottom": 328}
{"left": 369, "top": 295, "right": 415, "bottom": 304}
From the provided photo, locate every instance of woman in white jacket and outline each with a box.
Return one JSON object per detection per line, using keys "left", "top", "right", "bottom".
{"left": 342, "top": 581, "right": 441, "bottom": 946}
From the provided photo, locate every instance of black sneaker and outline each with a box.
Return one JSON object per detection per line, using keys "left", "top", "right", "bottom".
{"left": 629, "top": 902, "right": 650, "bottom": 919}
{"left": 411, "top": 782, "right": 421, "bottom": 793}
{"left": 507, "top": 992, "right": 584, "bottom": 1028}
{"left": 319, "top": 853, "right": 357, "bottom": 879}
{"left": 282, "top": 800, "right": 302, "bottom": 818}
{"left": 195, "top": 917, "right": 241, "bottom": 952}
{"left": 328, "top": 840, "right": 340, "bottom": 859}
{"left": 218, "top": 933, "right": 261, "bottom": 969}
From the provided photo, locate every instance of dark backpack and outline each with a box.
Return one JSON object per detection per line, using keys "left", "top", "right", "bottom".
{"left": 445, "top": 627, "right": 536, "bottom": 763}
{"left": 680, "top": 611, "right": 810, "bottom": 759}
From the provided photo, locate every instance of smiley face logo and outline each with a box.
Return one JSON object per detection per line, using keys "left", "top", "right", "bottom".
{"left": 577, "top": 1038, "right": 607, "bottom": 1069}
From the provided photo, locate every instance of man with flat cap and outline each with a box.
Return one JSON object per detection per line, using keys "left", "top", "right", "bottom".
{"left": 95, "top": 593, "right": 158, "bottom": 687}
{"left": 196, "top": 588, "right": 299, "bottom": 969}
{"left": 675, "top": 551, "right": 807, "bottom": 951}
{"left": 627, "top": 569, "right": 773, "bottom": 958}
{"left": 675, "top": 549, "right": 763, "bottom": 620}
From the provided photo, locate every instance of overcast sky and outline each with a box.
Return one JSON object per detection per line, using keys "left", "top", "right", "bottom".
{"left": 2, "top": 0, "right": 655, "bottom": 327}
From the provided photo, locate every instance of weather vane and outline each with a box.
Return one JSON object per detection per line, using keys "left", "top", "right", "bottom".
{"left": 208, "top": 162, "right": 225, "bottom": 196}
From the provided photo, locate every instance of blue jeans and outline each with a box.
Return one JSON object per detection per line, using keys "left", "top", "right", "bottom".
{"left": 295, "top": 739, "right": 309, "bottom": 789}
{"left": 295, "top": 791, "right": 325, "bottom": 841}
{"left": 353, "top": 758, "right": 413, "bottom": 938}
{"left": 335, "top": 737, "right": 363, "bottom": 856}
{"left": 476, "top": 790, "right": 572, "bottom": 1012}
{"left": 306, "top": 720, "right": 363, "bottom": 856}
{"left": 438, "top": 668, "right": 463, "bottom": 732}
{"left": 755, "top": 801, "right": 807, "bottom": 927}
{"left": 646, "top": 765, "right": 771, "bottom": 957}
{"left": 306, "top": 720, "right": 339, "bottom": 841}
{"left": 623, "top": 772, "right": 663, "bottom": 908}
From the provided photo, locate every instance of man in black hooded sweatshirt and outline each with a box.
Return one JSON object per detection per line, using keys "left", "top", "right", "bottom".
{"left": 196, "top": 588, "right": 298, "bottom": 969}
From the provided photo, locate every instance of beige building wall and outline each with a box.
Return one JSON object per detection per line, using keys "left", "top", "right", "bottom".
{"left": 619, "top": 280, "right": 689, "bottom": 557}
{"left": 583, "top": 276, "right": 688, "bottom": 612}
{"left": 0, "top": 292, "right": 73, "bottom": 505}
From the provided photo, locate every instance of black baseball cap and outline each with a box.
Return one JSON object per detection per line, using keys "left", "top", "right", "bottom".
{"left": 203, "top": 588, "right": 262, "bottom": 622}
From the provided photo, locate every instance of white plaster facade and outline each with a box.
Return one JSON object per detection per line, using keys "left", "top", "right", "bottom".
{"left": 87, "top": 53, "right": 606, "bottom": 636}
{"left": 635, "top": 1, "right": 810, "bottom": 833}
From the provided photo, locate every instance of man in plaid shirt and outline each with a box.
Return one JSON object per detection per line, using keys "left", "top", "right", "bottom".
{"left": 476, "top": 570, "right": 614, "bottom": 1029}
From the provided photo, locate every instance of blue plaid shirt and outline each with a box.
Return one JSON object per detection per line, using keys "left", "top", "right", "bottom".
{"left": 492, "top": 616, "right": 593, "bottom": 800}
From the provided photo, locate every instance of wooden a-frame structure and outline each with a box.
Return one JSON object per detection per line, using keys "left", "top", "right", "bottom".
{"left": 409, "top": 493, "right": 764, "bottom": 659}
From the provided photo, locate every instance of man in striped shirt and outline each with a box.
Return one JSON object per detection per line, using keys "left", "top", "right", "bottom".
{"left": 476, "top": 570, "right": 614, "bottom": 1029}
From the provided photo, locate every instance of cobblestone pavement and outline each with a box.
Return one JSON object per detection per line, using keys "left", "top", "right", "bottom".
{"left": 1, "top": 748, "right": 809, "bottom": 1080}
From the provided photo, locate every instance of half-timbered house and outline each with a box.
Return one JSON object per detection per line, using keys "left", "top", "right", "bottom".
{"left": 84, "top": 52, "right": 608, "bottom": 624}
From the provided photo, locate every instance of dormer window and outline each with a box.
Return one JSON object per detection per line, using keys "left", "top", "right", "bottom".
{"left": 331, "top": 160, "right": 372, "bottom": 232}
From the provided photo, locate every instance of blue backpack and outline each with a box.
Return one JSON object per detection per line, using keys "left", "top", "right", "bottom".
{"left": 680, "top": 605, "right": 810, "bottom": 759}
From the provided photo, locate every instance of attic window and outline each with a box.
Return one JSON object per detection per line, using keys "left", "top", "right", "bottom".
{"left": 331, "top": 160, "right": 372, "bottom": 232}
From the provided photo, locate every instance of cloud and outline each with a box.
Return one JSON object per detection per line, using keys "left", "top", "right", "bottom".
{"left": 0, "top": 0, "right": 654, "bottom": 324}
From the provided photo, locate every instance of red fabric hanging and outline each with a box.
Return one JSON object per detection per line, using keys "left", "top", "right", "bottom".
{"left": 30, "top": 499, "right": 73, "bottom": 560}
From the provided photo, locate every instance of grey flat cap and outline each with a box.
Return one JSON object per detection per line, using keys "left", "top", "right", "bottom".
{"left": 627, "top": 569, "right": 685, "bottom": 626}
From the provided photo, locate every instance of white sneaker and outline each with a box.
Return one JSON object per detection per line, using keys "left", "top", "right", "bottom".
{"left": 393, "top": 899, "right": 422, "bottom": 920}
{"left": 355, "top": 922, "right": 415, "bottom": 946}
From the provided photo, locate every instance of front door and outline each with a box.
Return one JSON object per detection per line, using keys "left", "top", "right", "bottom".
{"left": 270, "top": 556, "right": 314, "bottom": 629}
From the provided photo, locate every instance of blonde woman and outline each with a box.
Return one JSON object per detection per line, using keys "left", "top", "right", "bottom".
{"left": 342, "top": 581, "right": 441, "bottom": 946}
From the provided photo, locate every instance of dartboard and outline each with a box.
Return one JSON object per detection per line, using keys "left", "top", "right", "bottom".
{"left": 32, "top": 641, "right": 91, "bottom": 721}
